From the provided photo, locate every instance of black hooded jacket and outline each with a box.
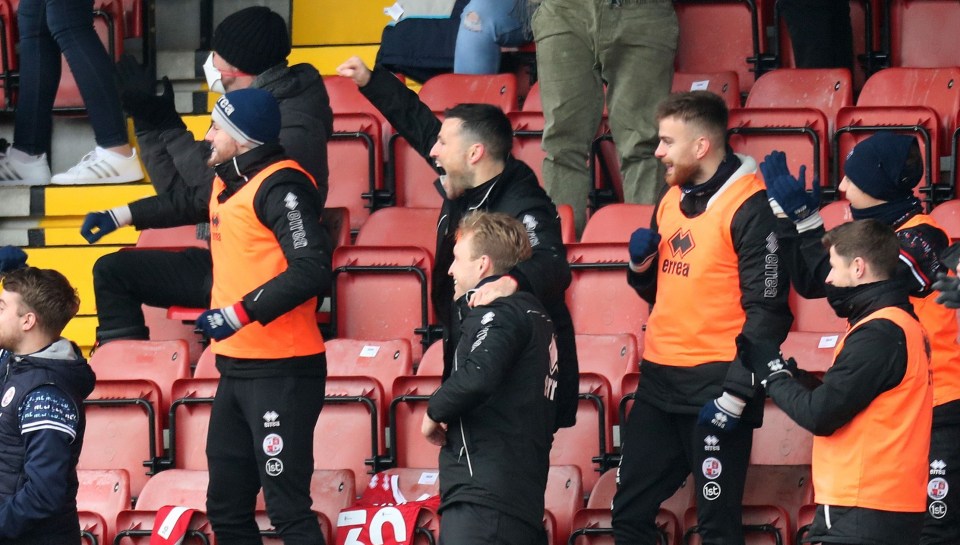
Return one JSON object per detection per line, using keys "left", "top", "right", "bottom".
{"left": 360, "top": 68, "right": 579, "bottom": 428}
{"left": 0, "top": 340, "right": 96, "bottom": 544}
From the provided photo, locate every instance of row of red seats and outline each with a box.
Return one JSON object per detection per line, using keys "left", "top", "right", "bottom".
{"left": 0, "top": 0, "right": 142, "bottom": 110}
{"left": 78, "top": 461, "right": 818, "bottom": 545}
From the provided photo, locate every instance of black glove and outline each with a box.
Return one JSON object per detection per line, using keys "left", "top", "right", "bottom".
{"left": 759, "top": 151, "right": 821, "bottom": 224}
{"left": 116, "top": 54, "right": 183, "bottom": 131}
{"left": 934, "top": 272, "right": 960, "bottom": 309}
{"left": 738, "top": 335, "right": 796, "bottom": 385}
{"left": 0, "top": 246, "right": 27, "bottom": 273}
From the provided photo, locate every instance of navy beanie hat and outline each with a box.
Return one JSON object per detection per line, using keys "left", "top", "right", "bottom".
{"left": 211, "top": 88, "right": 281, "bottom": 147}
{"left": 843, "top": 133, "right": 923, "bottom": 202}
{"left": 213, "top": 7, "right": 290, "bottom": 75}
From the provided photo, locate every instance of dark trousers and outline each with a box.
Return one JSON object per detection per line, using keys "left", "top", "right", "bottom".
{"left": 439, "top": 503, "right": 547, "bottom": 545}
{"left": 15, "top": 0, "right": 128, "bottom": 155}
{"left": 206, "top": 372, "right": 326, "bottom": 545}
{"left": 922, "top": 421, "right": 960, "bottom": 545}
{"left": 92, "top": 248, "right": 212, "bottom": 342}
{"left": 780, "top": 0, "right": 854, "bottom": 72}
{"left": 612, "top": 400, "right": 753, "bottom": 545}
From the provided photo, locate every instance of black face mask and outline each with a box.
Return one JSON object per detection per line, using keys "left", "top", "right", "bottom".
{"left": 825, "top": 283, "right": 859, "bottom": 318}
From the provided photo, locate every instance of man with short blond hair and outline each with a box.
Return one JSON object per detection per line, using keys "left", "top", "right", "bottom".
{"left": 423, "top": 211, "right": 558, "bottom": 545}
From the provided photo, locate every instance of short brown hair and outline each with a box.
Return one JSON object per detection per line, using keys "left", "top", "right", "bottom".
{"left": 822, "top": 219, "right": 901, "bottom": 279}
{"left": 2, "top": 267, "right": 80, "bottom": 336}
{"left": 458, "top": 212, "right": 532, "bottom": 274}
{"left": 656, "top": 91, "right": 729, "bottom": 148}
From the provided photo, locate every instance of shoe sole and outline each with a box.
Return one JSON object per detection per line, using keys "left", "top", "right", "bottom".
{"left": 49, "top": 173, "right": 145, "bottom": 186}
{"left": 0, "top": 179, "right": 51, "bottom": 186}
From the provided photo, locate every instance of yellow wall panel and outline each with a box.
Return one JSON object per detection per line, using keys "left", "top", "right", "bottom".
{"left": 292, "top": 0, "right": 388, "bottom": 46}
{"left": 288, "top": 45, "right": 380, "bottom": 76}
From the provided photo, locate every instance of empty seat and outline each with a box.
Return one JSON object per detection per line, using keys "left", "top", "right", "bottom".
{"left": 328, "top": 112, "right": 387, "bottom": 230}
{"left": 166, "top": 376, "right": 219, "bottom": 470}
{"left": 751, "top": 398, "right": 814, "bottom": 466}
{"left": 418, "top": 73, "right": 519, "bottom": 114}
{"left": 389, "top": 374, "right": 442, "bottom": 469}
{"left": 566, "top": 243, "right": 649, "bottom": 336}
{"left": 114, "top": 469, "right": 215, "bottom": 544}
{"left": 576, "top": 333, "right": 640, "bottom": 424}
{"left": 316, "top": 376, "right": 388, "bottom": 479}
{"left": 134, "top": 226, "right": 208, "bottom": 249}
{"left": 77, "top": 469, "right": 131, "bottom": 545}
{"left": 88, "top": 339, "right": 191, "bottom": 420}
{"left": 354, "top": 207, "right": 439, "bottom": 257}
{"left": 545, "top": 465, "right": 584, "bottom": 545}
{"left": 674, "top": 0, "right": 770, "bottom": 92}
{"left": 331, "top": 246, "right": 436, "bottom": 360}
{"left": 930, "top": 199, "right": 960, "bottom": 242}
{"left": 745, "top": 68, "right": 853, "bottom": 131}
{"left": 389, "top": 120, "right": 446, "bottom": 209}
{"left": 415, "top": 340, "right": 444, "bottom": 376}
{"left": 557, "top": 204, "right": 576, "bottom": 244}
{"left": 510, "top": 110, "right": 547, "bottom": 186}
{"left": 551, "top": 373, "right": 614, "bottom": 493}
{"left": 888, "top": 0, "right": 960, "bottom": 69}
{"left": 326, "top": 338, "right": 414, "bottom": 401}
{"left": 819, "top": 200, "right": 852, "bottom": 230}
{"left": 581, "top": 204, "right": 655, "bottom": 243}
{"left": 308, "top": 469, "right": 357, "bottom": 544}
{"left": 780, "top": 330, "right": 840, "bottom": 377}
{"left": 789, "top": 288, "right": 848, "bottom": 333}
{"left": 672, "top": 71, "right": 742, "bottom": 111}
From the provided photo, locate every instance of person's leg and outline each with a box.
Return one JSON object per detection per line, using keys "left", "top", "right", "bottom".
{"left": 245, "top": 374, "right": 326, "bottom": 545}
{"left": 921, "top": 421, "right": 960, "bottom": 545}
{"left": 689, "top": 417, "right": 753, "bottom": 545}
{"left": 533, "top": 0, "right": 604, "bottom": 233}
{"left": 612, "top": 401, "right": 691, "bottom": 545}
{"left": 781, "top": 0, "right": 852, "bottom": 70}
{"left": 92, "top": 248, "right": 212, "bottom": 342}
{"left": 206, "top": 376, "right": 263, "bottom": 544}
{"left": 454, "top": 0, "right": 526, "bottom": 74}
{"left": 599, "top": 0, "right": 677, "bottom": 206}
{"left": 44, "top": 0, "right": 128, "bottom": 149}
{"left": 13, "top": 0, "right": 61, "bottom": 156}
{"left": 440, "top": 503, "right": 546, "bottom": 545}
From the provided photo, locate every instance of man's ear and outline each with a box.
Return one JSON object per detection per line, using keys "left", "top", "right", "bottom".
{"left": 852, "top": 256, "right": 867, "bottom": 279}
{"left": 468, "top": 142, "right": 485, "bottom": 166}
{"left": 695, "top": 136, "right": 711, "bottom": 160}
{"left": 20, "top": 310, "right": 37, "bottom": 333}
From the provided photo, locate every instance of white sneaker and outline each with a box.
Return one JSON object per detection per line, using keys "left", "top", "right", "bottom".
{"left": 0, "top": 152, "right": 52, "bottom": 186}
{"left": 50, "top": 147, "right": 145, "bottom": 185}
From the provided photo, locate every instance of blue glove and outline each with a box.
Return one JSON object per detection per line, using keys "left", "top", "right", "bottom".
{"left": 197, "top": 303, "right": 251, "bottom": 341}
{"left": 759, "top": 151, "right": 821, "bottom": 223}
{"left": 0, "top": 246, "right": 27, "bottom": 273}
{"left": 697, "top": 392, "right": 746, "bottom": 433}
{"left": 80, "top": 211, "right": 121, "bottom": 244}
{"left": 629, "top": 228, "right": 661, "bottom": 271}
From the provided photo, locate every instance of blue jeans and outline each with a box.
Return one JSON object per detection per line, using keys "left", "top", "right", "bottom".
{"left": 15, "top": 0, "right": 128, "bottom": 156}
{"left": 454, "top": 0, "right": 528, "bottom": 74}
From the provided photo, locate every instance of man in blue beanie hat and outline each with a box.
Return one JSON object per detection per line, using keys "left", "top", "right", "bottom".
{"left": 79, "top": 87, "right": 331, "bottom": 545}
{"left": 761, "top": 132, "right": 960, "bottom": 545}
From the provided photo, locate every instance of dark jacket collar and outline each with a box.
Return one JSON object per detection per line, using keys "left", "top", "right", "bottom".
{"left": 840, "top": 279, "right": 915, "bottom": 325}
{"left": 213, "top": 142, "right": 286, "bottom": 198}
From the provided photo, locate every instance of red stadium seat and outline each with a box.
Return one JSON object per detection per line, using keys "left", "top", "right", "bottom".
{"left": 389, "top": 375, "right": 442, "bottom": 469}
{"left": 134, "top": 226, "right": 207, "bottom": 249}
{"left": 581, "top": 204, "right": 655, "bottom": 243}
{"left": 674, "top": 0, "right": 771, "bottom": 92}
{"left": 354, "top": 468, "right": 443, "bottom": 545}
{"left": 166, "top": 377, "right": 219, "bottom": 470}
{"left": 566, "top": 243, "right": 649, "bottom": 336}
{"left": 751, "top": 399, "right": 813, "bottom": 466}
{"left": 618, "top": 371, "right": 641, "bottom": 426}
{"left": 388, "top": 120, "right": 446, "bottom": 209}
{"left": 354, "top": 207, "right": 439, "bottom": 256}
{"left": 551, "top": 373, "right": 614, "bottom": 493}
{"left": 328, "top": 112, "right": 387, "bottom": 230}
{"left": 326, "top": 338, "right": 414, "bottom": 400}
{"left": 331, "top": 245, "right": 437, "bottom": 361}
{"left": 576, "top": 334, "right": 640, "bottom": 424}
{"left": 317, "top": 376, "right": 388, "bottom": 479}
{"left": 308, "top": 469, "right": 357, "bottom": 544}
{"left": 509, "top": 110, "right": 546, "bottom": 186}
{"left": 419, "top": 73, "right": 519, "bottom": 114}
{"left": 672, "top": 71, "right": 742, "bottom": 111}
{"left": 545, "top": 465, "right": 584, "bottom": 545}
{"left": 78, "top": 469, "right": 131, "bottom": 545}
{"left": 789, "top": 288, "right": 848, "bottom": 333}
{"left": 888, "top": 0, "right": 960, "bottom": 69}
{"left": 780, "top": 330, "right": 840, "bottom": 376}
{"left": 745, "top": 69, "right": 853, "bottom": 132}
{"left": 0, "top": 0, "right": 16, "bottom": 110}
{"left": 930, "top": 199, "right": 960, "bottom": 242}
{"left": 88, "top": 339, "right": 191, "bottom": 419}
{"left": 558, "top": 204, "right": 576, "bottom": 245}
{"left": 819, "top": 200, "right": 852, "bottom": 230}
{"left": 523, "top": 80, "right": 543, "bottom": 112}
{"left": 415, "top": 340, "right": 444, "bottom": 376}
{"left": 115, "top": 469, "right": 216, "bottom": 544}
